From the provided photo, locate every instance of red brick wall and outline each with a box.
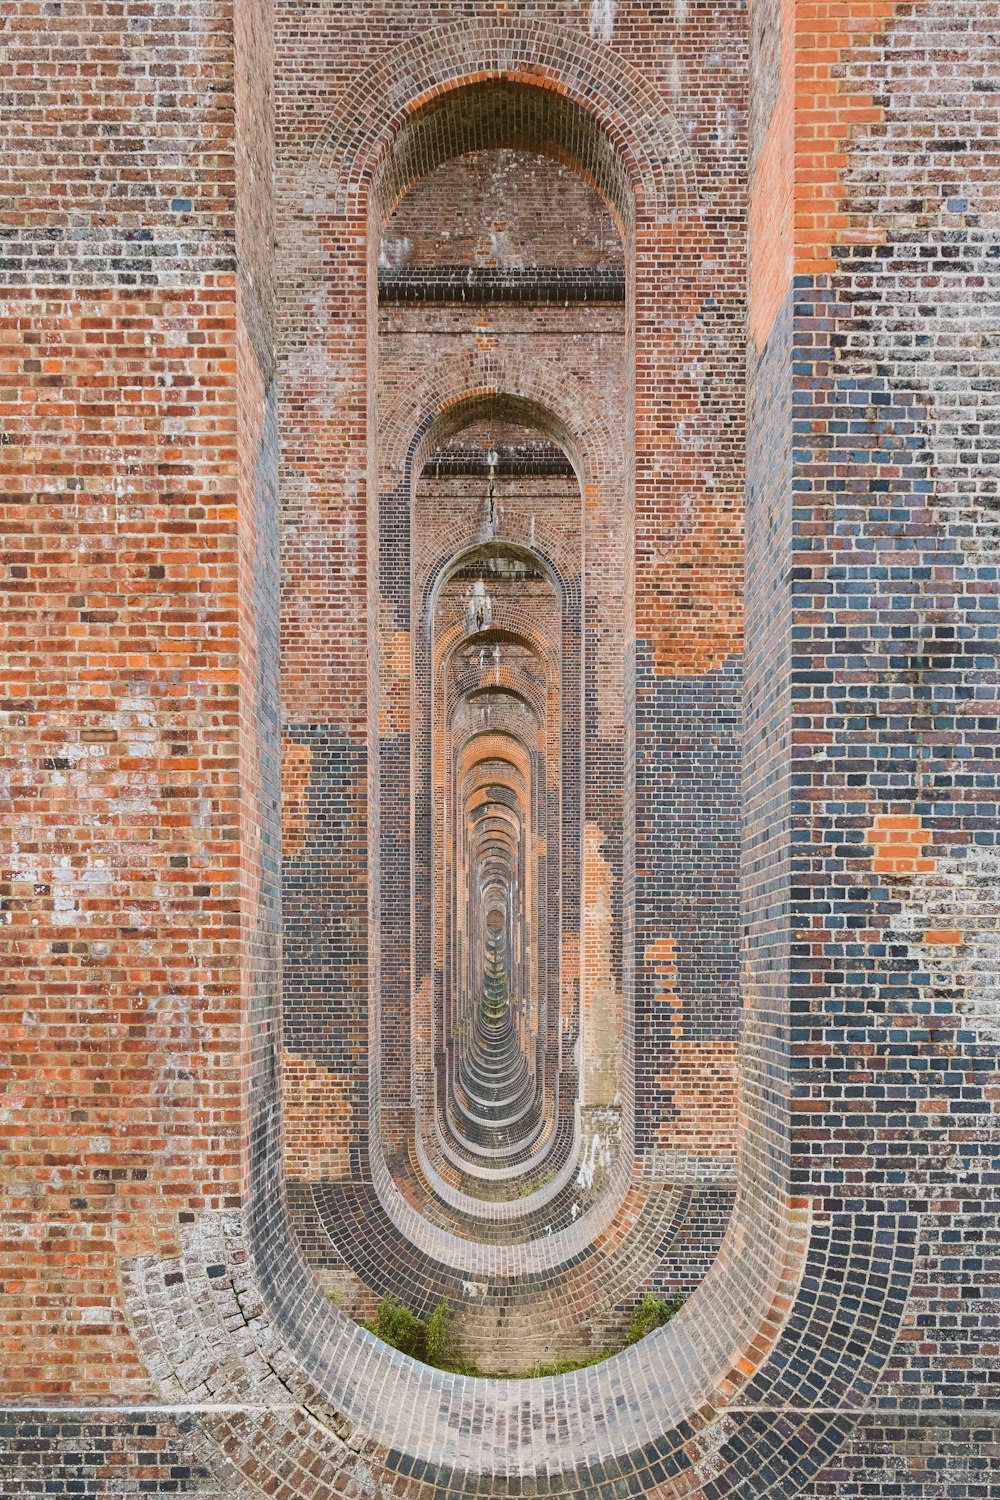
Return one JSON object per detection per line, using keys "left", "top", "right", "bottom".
{"left": 1, "top": 0, "right": 259, "bottom": 1397}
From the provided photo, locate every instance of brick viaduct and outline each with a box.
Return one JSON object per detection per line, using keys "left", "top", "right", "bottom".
{"left": 1, "top": 2, "right": 998, "bottom": 1495}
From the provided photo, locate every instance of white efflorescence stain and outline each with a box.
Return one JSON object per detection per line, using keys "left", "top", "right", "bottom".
{"left": 674, "top": 0, "right": 689, "bottom": 22}
{"left": 589, "top": 0, "right": 615, "bottom": 44}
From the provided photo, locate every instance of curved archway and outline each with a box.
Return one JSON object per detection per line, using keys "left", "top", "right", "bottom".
{"left": 265, "top": 20, "right": 800, "bottom": 1472}
{"left": 307, "top": 20, "right": 694, "bottom": 222}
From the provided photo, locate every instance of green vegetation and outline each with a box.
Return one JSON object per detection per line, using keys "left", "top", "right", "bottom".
{"left": 424, "top": 1298, "right": 454, "bottom": 1365}
{"left": 627, "top": 1292, "right": 685, "bottom": 1344}
{"left": 479, "top": 942, "right": 509, "bottom": 1026}
{"left": 517, "top": 1348, "right": 615, "bottom": 1378}
{"left": 356, "top": 1289, "right": 686, "bottom": 1377}
{"left": 482, "top": 951, "right": 509, "bottom": 1023}
{"left": 516, "top": 1169, "right": 555, "bottom": 1198}
{"left": 360, "top": 1295, "right": 481, "bottom": 1373}
{"left": 364, "top": 1295, "right": 427, "bottom": 1359}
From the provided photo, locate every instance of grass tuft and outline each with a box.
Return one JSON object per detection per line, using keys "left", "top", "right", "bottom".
{"left": 516, "top": 1348, "right": 615, "bottom": 1378}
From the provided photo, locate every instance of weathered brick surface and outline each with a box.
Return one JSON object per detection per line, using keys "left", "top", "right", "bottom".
{"left": 1, "top": 0, "right": 998, "bottom": 1495}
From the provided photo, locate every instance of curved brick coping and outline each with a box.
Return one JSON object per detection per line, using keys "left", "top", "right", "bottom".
{"left": 337, "top": 1138, "right": 628, "bottom": 1253}
{"left": 437, "top": 1052, "right": 565, "bottom": 1161}
{"left": 425, "top": 1064, "right": 575, "bottom": 1193}
{"left": 451, "top": 1071, "right": 539, "bottom": 1132}
{"left": 353, "top": 1132, "right": 639, "bottom": 1278}
{"left": 432, "top": 1065, "right": 563, "bottom": 1178}
{"left": 122, "top": 1182, "right": 923, "bottom": 1488}
{"left": 437, "top": 1100, "right": 550, "bottom": 1167}
{"left": 438, "top": 1103, "right": 549, "bottom": 1161}
{"left": 243, "top": 1192, "right": 812, "bottom": 1481}
{"left": 411, "top": 1055, "right": 574, "bottom": 1209}
{"left": 301, "top": 1180, "right": 692, "bottom": 1321}
{"left": 447, "top": 1084, "right": 540, "bottom": 1140}
{"left": 120, "top": 1204, "right": 923, "bottom": 1493}
{"left": 452, "top": 1078, "right": 535, "bottom": 1120}
{"left": 410, "top": 1165, "right": 605, "bottom": 1247}
{"left": 382, "top": 1067, "right": 633, "bottom": 1255}
{"left": 417, "top": 1117, "right": 581, "bottom": 1221}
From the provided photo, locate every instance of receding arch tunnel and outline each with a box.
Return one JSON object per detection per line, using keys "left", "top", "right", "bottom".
{"left": 432, "top": 545, "right": 566, "bottom": 1191}
{"left": 278, "top": 59, "right": 759, "bottom": 1383}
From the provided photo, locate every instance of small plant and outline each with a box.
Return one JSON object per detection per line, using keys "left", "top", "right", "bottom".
{"left": 627, "top": 1291, "right": 685, "bottom": 1345}
{"left": 362, "top": 1292, "right": 682, "bottom": 1378}
{"left": 365, "top": 1296, "right": 456, "bottom": 1368}
{"left": 365, "top": 1295, "right": 426, "bottom": 1359}
{"left": 424, "top": 1299, "right": 454, "bottom": 1366}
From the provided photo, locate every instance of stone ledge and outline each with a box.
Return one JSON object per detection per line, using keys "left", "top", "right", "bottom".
{"left": 378, "top": 265, "right": 626, "bottom": 305}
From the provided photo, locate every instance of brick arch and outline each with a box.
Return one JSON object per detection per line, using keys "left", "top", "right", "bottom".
{"left": 431, "top": 601, "right": 562, "bottom": 1177}
{"left": 13, "top": 0, "right": 984, "bottom": 1486}
{"left": 426, "top": 536, "right": 574, "bottom": 622}
{"left": 459, "top": 738, "right": 536, "bottom": 773}
{"left": 455, "top": 733, "right": 534, "bottom": 794}
{"left": 462, "top": 745, "right": 532, "bottom": 782}
{"left": 374, "top": 80, "right": 634, "bottom": 233}
{"left": 461, "top": 683, "right": 542, "bottom": 722}
{"left": 416, "top": 504, "right": 583, "bottom": 628}
{"left": 307, "top": 17, "right": 693, "bottom": 224}
{"left": 435, "top": 606, "right": 561, "bottom": 685}
{"left": 380, "top": 380, "right": 621, "bottom": 501}
{"left": 450, "top": 684, "right": 546, "bottom": 736}
{"left": 412, "top": 399, "right": 585, "bottom": 1168}
{"left": 268, "top": 1, "right": 808, "bottom": 1476}
{"left": 400, "top": 407, "right": 579, "bottom": 1155}
{"left": 448, "top": 663, "right": 549, "bottom": 728}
